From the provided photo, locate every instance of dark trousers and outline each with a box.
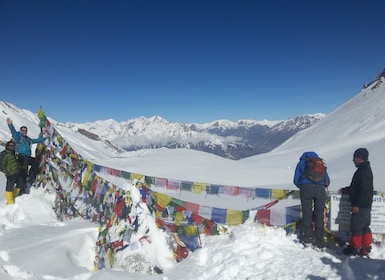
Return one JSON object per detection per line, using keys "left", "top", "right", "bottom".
{"left": 18, "top": 155, "right": 40, "bottom": 182}
{"left": 299, "top": 184, "right": 326, "bottom": 229}
{"left": 6, "top": 174, "right": 26, "bottom": 193}
{"left": 351, "top": 207, "right": 371, "bottom": 236}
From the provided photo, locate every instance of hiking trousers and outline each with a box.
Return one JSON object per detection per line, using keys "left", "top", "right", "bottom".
{"left": 299, "top": 184, "right": 327, "bottom": 229}
{"left": 351, "top": 207, "right": 371, "bottom": 236}
{"left": 6, "top": 173, "right": 26, "bottom": 193}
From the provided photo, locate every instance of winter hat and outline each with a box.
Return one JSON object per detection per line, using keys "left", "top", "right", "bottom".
{"left": 353, "top": 148, "right": 369, "bottom": 161}
{"left": 6, "top": 140, "right": 14, "bottom": 148}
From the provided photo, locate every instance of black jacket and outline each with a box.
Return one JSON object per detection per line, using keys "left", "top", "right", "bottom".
{"left": 342, "top": 161, "right": 373, "bottom": 208}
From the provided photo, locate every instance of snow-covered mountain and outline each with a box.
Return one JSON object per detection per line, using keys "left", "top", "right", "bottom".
{"left": 1, "top": 69, "right": 385, "bottom": 279}
{"left": 240, "top": 68, "right": 385, "bottom": 191}
{"left": 275, "top": 69, "right": 385, "bottom": 153}
{"left": 62, "top": 113, "right": 324, "bottom": 159}
{"left": 0, "top": 102, "right": 123, "bottom": 160}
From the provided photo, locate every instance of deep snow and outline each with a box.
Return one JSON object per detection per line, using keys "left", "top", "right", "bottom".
{"left": 1, "top": 77, "right": 385, "bottom": 279}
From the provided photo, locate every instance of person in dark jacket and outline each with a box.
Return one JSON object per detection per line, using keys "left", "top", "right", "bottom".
{"left": 293, "top": 151, "right": 330, "bottom": 248}
{"left": 1, "top": 140, "right": 26, "bottom": 204}
{"left": 339, "top": 148, "right": 373, "bottom": 256}
{"left": 6, "top": 118, "right": 46, "bottom": 186}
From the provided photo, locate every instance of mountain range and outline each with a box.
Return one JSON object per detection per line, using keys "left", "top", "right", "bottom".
{"left": 2, "top": 68, "right": 385, "bottom": 163}
{"left": 62, "top": 69, "right": 385, "bottom": 161}
{"left": 63, "top": 113, "right": 324, "bottom": 160}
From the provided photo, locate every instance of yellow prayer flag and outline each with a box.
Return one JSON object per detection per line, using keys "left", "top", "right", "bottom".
{"left": 226, "top": 209, "right": 243, "bottom": 225}
{"left": 174, "top": 211, "right": 183, "bottom": 226}
{"left": 81, "top": 161, "right": 93, "bottom": 187}
{"left": 184, "top": 225, "right": 197, "bottom": 236}
{"left": 130, "top": 173, "right": 144, "bottom": 181}
{"left": 272, "top": 189, "right": 287, "bottom": 200}
{"left": 155, "top": 193, "right": 172, "bottom": 208}
{"left": 192, "top": 182, "right": 206, "bottom": 194}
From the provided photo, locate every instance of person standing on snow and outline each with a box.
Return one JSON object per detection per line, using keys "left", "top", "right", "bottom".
{"left": 339, "top": 148, "right": 373, "bottom": 256}
{"left": 0, "top": 140, "right": 26, "bottom": 204}
{"left": 293, "top": 151, "right": 330, "bottom": 248}
{"left": 6, "top": 118, "right": 46, "bottom": 189}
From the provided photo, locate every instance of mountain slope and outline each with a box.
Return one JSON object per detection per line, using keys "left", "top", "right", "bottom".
{"left": 241, "top": 72, "right": 385, "bottom": 191}
{"left": 0, "top": 102, "right": 122, "bottom": 159}
{"left": 278, "top": 77, "right": 385, "bottom": 150}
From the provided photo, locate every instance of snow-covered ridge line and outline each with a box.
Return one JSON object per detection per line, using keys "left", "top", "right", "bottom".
{"left": 62, "top": 113, "right": 324, "bottom": 159}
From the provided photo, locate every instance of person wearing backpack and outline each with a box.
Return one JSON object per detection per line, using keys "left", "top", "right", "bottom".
{"left": 339, "top": 148, "right": 373, "bottom": 256}
{"left": 293, "top": 151, "right": 330, "bottom": 248}
{"left": 0, "top": 140, "right": 26, "bottom": 204}
{"left": 6, "top": 118, "right": 46, "bottom": 189}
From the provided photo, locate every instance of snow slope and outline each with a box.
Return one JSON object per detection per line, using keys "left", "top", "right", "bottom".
{"left": 0, "top": 77, "right": 384, "bottom": 279}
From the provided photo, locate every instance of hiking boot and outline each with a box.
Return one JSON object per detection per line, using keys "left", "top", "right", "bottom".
{"left": 300, "top": 226, "right": 313, "bottom": 245}
{"left": 314, "top": 228, "right": 327, "bottom": 249}
{"left": 5, "top": 191, "right": 14, "bottom": 205}
{"left": 313, "top": 239, "right": 327, "bottom": 249}
{"left": 302, "top": 236, "right": 313, "bottom": 245}
{"left": 343, "top": 245, "right": 358, "bottom": 256}
{"left": 360, "top": 246, "right": 371, "bottom": 256}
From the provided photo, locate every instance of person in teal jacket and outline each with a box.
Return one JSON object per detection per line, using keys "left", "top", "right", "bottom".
{"left": 1, "top": 140, "right": 26, "bottom": 204}
{"left": 6, "top": 118, "right": 46, "bottom": 187}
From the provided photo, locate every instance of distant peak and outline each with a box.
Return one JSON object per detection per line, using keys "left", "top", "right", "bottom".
{"left": 362, "top": 68, "right": 385, "bottom": 89}
{"left": 377, "top": 68, "right": 385, "bottom": 79}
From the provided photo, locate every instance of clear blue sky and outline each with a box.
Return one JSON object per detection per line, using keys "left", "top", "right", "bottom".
{"left": 1, "top": 0, "right": 385, "bottom": 123}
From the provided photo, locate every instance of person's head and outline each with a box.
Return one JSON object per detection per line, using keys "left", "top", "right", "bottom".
{"left": 20, "top": 126, "right": 28, "bottom": 135}
{"left": 353, "top": 148, "right": 369, "bottom": 166}
{"left": 5, "top": 140, "right": 15, "bottom": 151}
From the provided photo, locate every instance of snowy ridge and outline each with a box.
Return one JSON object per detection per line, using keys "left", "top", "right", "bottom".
{"left": 278, "top": 76, "right": 385, "bottom": 149}
{"left": 242, "top": 73, "right": 385, "bottom": 192}
{"left": 62, "top": 113, "right": 324, "bottom": 159}
{"left": 0, "top": 102, "right": 43, "bottom": 146}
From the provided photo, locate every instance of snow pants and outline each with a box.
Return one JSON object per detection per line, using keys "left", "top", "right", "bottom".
{"left": 349, "top": 207, "right": 372, "bottom": 250}
{"left": 350, "top": 207, "right": 371, "bottom": 236}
